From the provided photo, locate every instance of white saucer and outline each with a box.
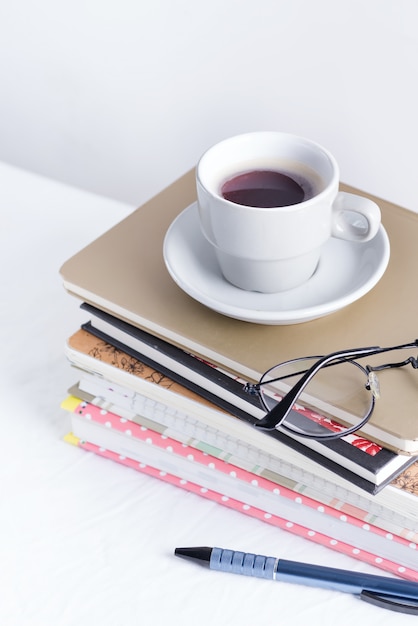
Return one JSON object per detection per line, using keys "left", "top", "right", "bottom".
{"left": 163, "top": 202, "right": 390, "bottom": 325}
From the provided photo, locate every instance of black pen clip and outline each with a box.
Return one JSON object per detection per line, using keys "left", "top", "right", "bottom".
{"left": 360, "top": 590, "right": 418, "bottom": 615}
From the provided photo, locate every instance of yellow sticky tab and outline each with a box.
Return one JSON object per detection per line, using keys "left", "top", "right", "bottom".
{"left": 61, "top": 395, "right": 82, "bottom": 412}
{"left": 63, "top": 432, "right": 80, "bottom": 446}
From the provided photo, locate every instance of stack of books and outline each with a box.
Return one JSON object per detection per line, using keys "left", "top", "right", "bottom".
{"left": 59, "top": 170, "right": 418, "bottom": 581}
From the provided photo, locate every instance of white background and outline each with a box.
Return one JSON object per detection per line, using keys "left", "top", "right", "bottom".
{"left": 0, "top": 0, "right": 417, "bottom": 212}
{"left": 1, "top": 3, "right": 418, "bottom": 624}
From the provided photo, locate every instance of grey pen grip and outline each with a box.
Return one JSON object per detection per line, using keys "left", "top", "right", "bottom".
{"left": 210, "top": 547, "right": 277, "bottom": 580}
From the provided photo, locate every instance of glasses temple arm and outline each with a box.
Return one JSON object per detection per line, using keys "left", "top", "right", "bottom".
{"left": 254, "top": 366, "right": 324, "bottom": 431}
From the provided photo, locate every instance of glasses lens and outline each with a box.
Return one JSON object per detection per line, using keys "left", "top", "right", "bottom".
{"left": 258, "top": 356, "right": 374, "bottom": 439}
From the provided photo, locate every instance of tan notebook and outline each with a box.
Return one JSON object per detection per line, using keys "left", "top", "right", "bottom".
{"left": 60, "top": 169, "right": 418, "bottom": 453}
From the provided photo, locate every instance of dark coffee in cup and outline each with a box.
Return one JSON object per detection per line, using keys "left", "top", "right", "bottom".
{"left": 221, "top": 168, "right": 319, "bottom": 208}
{"left": 197, "top": 132, "right": 381, "bottom": 292}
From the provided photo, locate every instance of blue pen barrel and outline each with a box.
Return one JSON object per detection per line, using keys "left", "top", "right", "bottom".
{"left": 277, "top": 559, "right": 418, "bottom": 600}
{"left": 210, "top": 548, "right": 277, "bottom": 580}
{"left": 210, "top": 548, "right": 418, "bottom": 602}
{"left": 176, "top": 547, "right": 418, "bottom": 613}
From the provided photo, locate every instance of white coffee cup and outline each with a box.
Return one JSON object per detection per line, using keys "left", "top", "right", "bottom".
{"left": 196, "top": 132, "right": 381, "bottom": 293}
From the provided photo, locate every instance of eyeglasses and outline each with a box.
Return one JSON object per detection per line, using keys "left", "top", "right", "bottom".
{"left": 243, "top": 340, "right": 418, "bottom": 441}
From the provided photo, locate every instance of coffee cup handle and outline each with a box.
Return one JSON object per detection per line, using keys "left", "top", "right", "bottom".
{"left": 331, "top": 192, "right": 381, "bottom": 242}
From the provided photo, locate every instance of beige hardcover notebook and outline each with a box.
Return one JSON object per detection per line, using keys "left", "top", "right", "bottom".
{"left": 60, "top": 169, "right": 418, "bottom": 453}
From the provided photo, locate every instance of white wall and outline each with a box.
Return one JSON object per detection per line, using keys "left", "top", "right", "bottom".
{"left": 0, "top": 0, "right": 417, "bottom": 211}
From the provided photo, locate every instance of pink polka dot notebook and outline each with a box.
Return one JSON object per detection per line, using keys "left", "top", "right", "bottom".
{"left": 62, "top": 396, "right": 418, "bottom": 582}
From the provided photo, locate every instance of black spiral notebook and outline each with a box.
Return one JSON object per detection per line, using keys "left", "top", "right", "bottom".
{"left": 69, "top": 303, "right": 415, "bottom": 494}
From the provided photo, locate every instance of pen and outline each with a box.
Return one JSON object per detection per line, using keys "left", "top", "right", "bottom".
{"left": 174, "top": 546, "right": 418, "bottom": 614}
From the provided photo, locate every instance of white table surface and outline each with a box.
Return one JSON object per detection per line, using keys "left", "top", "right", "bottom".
{"left": 0, "top": 161, "right": 412, "bottom": 626}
